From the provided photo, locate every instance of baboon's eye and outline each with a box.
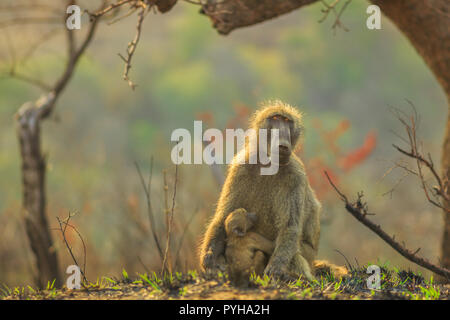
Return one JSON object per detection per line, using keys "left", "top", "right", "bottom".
{"left": 233, "top": 227, "right": 245, "bottom": 237}
{"left": 272, "top": 115, "right": 279, "bottom": 120}
{"left": 283, "top": 117, "right": 289, "bottom": 122}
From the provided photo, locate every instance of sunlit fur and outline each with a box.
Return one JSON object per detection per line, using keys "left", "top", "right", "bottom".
{"left": 224, "top": 208, "right": 275, "bottom": 286}
{"left": 200, "top": 101, "right": 324, "bottom": 281}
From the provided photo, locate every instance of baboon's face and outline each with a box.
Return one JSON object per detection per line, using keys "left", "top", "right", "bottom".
{"left": 226, "top": 210, "right": 257, "bottom": 237}
{"left": 267, "top": 114, "right": 294, "bottom": 165}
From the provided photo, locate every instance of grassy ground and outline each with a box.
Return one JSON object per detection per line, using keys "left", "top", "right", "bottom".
{"left": 1, "top": 264, "right": 448, "bottom": 300}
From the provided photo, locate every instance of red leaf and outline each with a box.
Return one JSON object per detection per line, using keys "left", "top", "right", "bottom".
{"left": 338, "top": 131, "right": 377, "bottom": 171}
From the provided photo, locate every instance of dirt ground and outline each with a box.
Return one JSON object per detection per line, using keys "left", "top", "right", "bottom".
{"left": 2, "top": 266, "right": 449, "bottom": 300}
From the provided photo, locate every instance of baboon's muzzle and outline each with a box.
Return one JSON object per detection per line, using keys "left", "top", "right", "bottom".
{"left": 272, "top": 121, "right": 292, "bottom": 161}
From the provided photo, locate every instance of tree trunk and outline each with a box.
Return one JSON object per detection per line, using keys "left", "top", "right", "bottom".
{"left": 202, "top": 0, "right": 450, "bottom": 270}
{"left": 442, "top": 110, "right": 450, "bottom": 269}
{"left": 12, "top": 14, "right": 98, "bottom": 288}
{"left": 15, "top": 93, "right": 62, "bottom": 288}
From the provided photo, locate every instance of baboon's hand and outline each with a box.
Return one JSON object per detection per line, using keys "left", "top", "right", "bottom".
{"left": 202, "top": 248, "right": 226, "bottom": 271}
{"left": 202, "top": 248, "right": 216, "bottom": 270}
{"left": 264, "top": 261, "right": 288, "bottom": 280}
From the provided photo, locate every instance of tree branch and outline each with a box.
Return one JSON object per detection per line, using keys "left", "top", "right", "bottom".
{"left": 201, "top": 0, "right": 319, "bottom": 35}
{"left": 324, "top": 171, "right": 450, "bottom": 280}
{"left": 390, "top": 103, "right": 449, "bottom": 213}
{"left": 134, "top": 159, "right": 164, "bottom": 261}
{"left": 118, "top": 4, "right": 147, "bottom": 90}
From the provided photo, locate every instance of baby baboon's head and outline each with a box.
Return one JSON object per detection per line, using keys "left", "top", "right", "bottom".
{"left": 224, "top": 208, "right": 257, "bottom": 237}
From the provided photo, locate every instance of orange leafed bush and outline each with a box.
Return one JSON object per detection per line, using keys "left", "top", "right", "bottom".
{"left": 338, "top": 131, "right": 377, "bottom": 171}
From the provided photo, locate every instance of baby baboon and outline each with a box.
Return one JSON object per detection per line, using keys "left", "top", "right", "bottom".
{"left": 200, "top": 100, "right": 321, "bottom": 281}
{"left": 224, "top": 208, "right": 274, "bottom": 285}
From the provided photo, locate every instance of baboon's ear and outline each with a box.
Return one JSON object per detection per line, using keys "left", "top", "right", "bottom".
{"left": 232, "top": 227, "right": 245, "bottom": 237}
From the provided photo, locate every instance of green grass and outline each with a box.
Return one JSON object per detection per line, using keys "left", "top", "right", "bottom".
{"left": 0, "top": 263, "right": 448, "bottom": 300}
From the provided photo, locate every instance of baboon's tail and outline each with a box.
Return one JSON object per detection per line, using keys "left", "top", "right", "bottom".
{"left": 313, "top": 260, "right": 348, "bottom": 278}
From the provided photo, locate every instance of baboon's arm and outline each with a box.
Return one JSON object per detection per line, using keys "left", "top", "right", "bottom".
{"left": 247, "top": 232, "right": 275, "bottom": 255}
{"left": 200, "top": 168, "right": 243, "bottom": 270}
{"left": 264, "top": 185, "right": 305, "bottom": 276}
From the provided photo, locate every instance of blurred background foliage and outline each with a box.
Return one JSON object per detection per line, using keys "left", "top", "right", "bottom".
{"left": 0, "top": 1, "right": 447, "bottom": 286}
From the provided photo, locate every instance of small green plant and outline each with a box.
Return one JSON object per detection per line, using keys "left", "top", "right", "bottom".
{"left": 419, "top": 285, "right": 440, "bottom": 300}
{"left": 102, "top": 276, "right": 117, "bottom": 285}
{"left": 187, "top": 270, "right": 197, "bottom": 279}
{"left": 286, "top": 291, "right": 297, "bottom": 300}
{"left": 253, "top": 274, "right": 271, "bottom": 287}
{"left": 334, "top": 278, "right": 343, "bottom": 292}
{"left": 46, "top": 279, "right": 56, "bottom": 290}
{"left": 300, "top": 288, "right": 313, "bottom": 299}
{"left": 122, "top": 268, "right": 129, "bottom": 281}
{"left": 139, "top": 273, "right": 161, "bottom": 292}
{"left": 179, "top": 286, "right": 188, "bottom": 296}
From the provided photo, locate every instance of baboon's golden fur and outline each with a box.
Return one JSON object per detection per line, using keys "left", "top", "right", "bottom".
{"left": 200, "top": 100, "right": 326, "bottom": 281}
{"left": 224, "top": 208, "right": 274, "bottom": 285}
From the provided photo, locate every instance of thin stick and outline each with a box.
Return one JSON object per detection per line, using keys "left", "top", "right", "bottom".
{"left": 174, "top": 207, "right": 198, "bottom": 271}
{"left": 55, "top": 213, "right": 90, "bottom": 288}
{"left": 161, "top": 162, "right": 179, "bottom": 274}
{"left": 134, "top": 159, "right": 164, "bottom": 261}
{"left": 118, "top": 5, "right": 146, "bottom": 89}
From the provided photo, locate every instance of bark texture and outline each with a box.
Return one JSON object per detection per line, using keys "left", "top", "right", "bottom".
{"left": 16, "top": 94, "right": 62, "bottom": 288}
{"left": 201, "top": 0, "right": 317, "bottom": 35}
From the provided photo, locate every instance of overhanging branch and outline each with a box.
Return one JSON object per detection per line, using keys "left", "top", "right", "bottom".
{"left": 201, "top": 0, "right": 318, "bottom": 35}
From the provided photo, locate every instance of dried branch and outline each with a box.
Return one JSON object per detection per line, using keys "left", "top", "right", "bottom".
{"left": 161, "top": 161, "right": 179, "bottom": 274}
{"left": 89, "top": 0, "right": 179, "bottom": 88}
{"left": 134, "top": 159, "right": 164, "bottom": 261}
{"left": 20, "top": 28, "right": 62, "bottom": 66}
{"left": 6, "top": 70, "right": 52, "bottom": 91}
{"left": 107, "top": 6, "right": 139, "bottom": 25}
{"left": 89, "top": 0, "right": 135, "bottom": 18}
{"left": 118, "top": 4, "right": 148, "bottom": 90}
{"left": 55, "top": 212, "right": 89, "bottom": 287}
{"left": 390, "top": 104, "right": 449, "bottom": 213}
{"left": 319, "top": 0, "right": 351, "bottom": 34}
{"left": 324, "top": 171, "right": 450, "bottom": 280}
{"left": 174, "top": 207, "right": 198, "bottom": 271}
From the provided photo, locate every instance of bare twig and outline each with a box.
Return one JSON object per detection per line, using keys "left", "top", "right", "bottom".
{"left": 54, "top": 212, "right": 89, "bottom": 286}
{"left": 319, "top": 0, "right": 352, "bottom": 34}
{"left": 134, "top": 159, "right": 164, "bottom": 261}
{"left": 118, "top": 4, "right": 148, "bottom": 89}
{"left": 390, "top": 103, "right": 449, "bottom": 213}
{"left": 107, "top": 6, "right": 139, "bottom": 25}
{"left": 89, "top": 0, "right": 135, "bottom": 18}
{"left": 6, "top": 70, "right": 52, "bottom": 91}
{"left": 161, "top": 161, "right": 179, "bottom": 274}
{"left": 174, "top": 207, "right": 198, "bottom": 271}
{"left": 324, "top": 171, "right": 450, "bottom": 279}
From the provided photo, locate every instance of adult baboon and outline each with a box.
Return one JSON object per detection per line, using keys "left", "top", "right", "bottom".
{"left": 200, "top": 100, "right": 321, "bottom": 281}
{"left": 224, "top": 208, "right": 274, "bottom": 285}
